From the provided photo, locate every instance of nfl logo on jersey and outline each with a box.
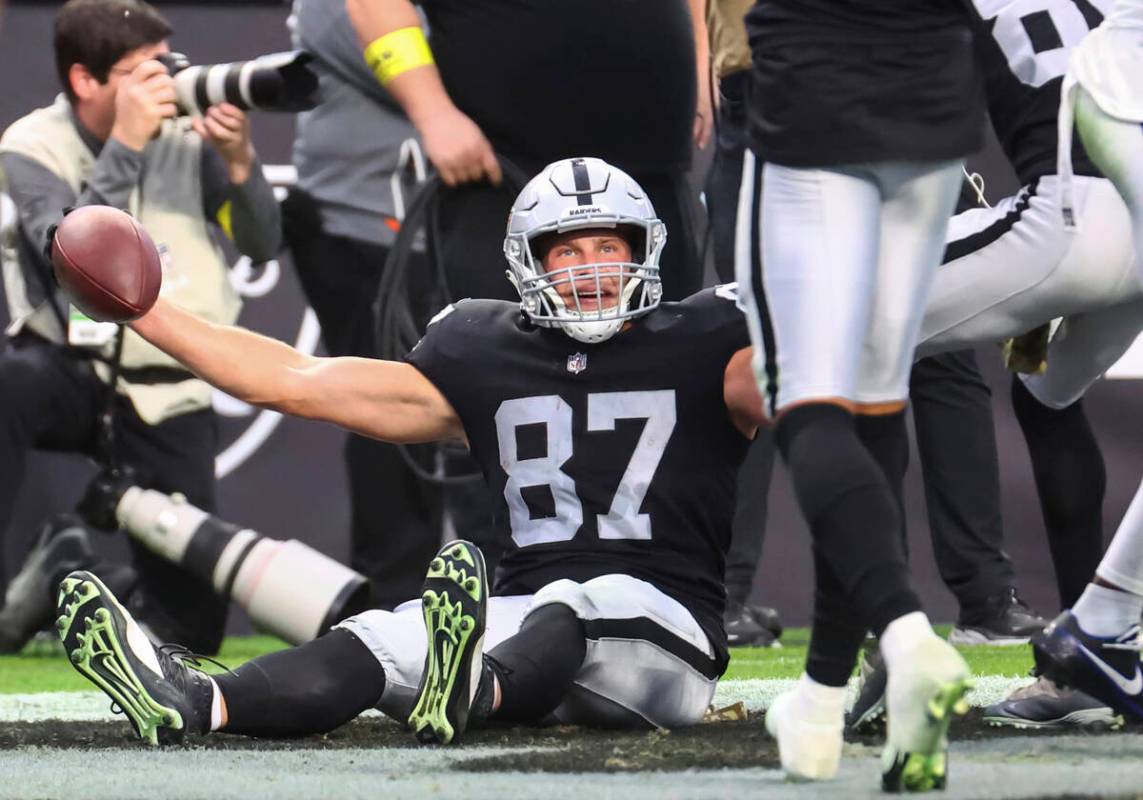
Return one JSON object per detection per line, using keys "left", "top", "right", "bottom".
{"left": 566, "top": 353, "right": 588, "bottom": 374}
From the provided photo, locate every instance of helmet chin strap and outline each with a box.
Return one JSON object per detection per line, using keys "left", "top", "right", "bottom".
{"left": 561, "top": 317, "right": 625, "bottom": 344}
{"left": 550, "top": 272, "right": 644, "bottom": 344}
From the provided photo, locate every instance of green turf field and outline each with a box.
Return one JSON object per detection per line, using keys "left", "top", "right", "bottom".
{"left": 0, "top": 625, "right": 1034, "bottom": 694}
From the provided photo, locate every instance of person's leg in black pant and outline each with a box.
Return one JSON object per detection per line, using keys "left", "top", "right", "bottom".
{"left": 283, "top": 190, "right": 444, "bottom": 608}
{"left": 635, "top": 171, "right": 703, "bottom": 301}
{"left": 0, "top": 337, "right": 103, "bottom": 598}
{"left": 1011, "top": 376, "right": 1105, "bottom": 609}
{"left": 910, "top": 350, "right": 1043, "bottom": 642}
{"left": 704, "top": 70, "right": 751, "bottom": 286}
{"left": 702, "top": 70, "right": 780, "bottom": 642}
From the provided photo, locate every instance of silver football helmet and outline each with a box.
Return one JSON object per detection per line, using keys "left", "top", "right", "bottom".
{"left": 504, "top": 157, "right": 666, "bottom": 344}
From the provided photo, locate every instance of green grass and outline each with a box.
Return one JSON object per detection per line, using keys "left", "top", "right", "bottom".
{"left": 0, "top": 626, "right": 1033, "bottom": 695}
{"left": 0, "top": 635, "right": 288, "bottom": 694}
{"left": 724, "top": 624, "right": 1035, "bottom": 681}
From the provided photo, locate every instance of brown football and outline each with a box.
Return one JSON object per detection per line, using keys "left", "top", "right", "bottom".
{"left": 50, "top": 205, "right": 162, "bottom": 324}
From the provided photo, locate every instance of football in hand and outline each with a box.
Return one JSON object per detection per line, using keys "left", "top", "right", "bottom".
{"left": 50, "top": 205, "right": 162, "bottom": 324}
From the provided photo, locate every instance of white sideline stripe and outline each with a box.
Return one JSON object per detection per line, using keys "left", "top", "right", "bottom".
{"left": 0, "top": 676, "right": 1034, "bottom": 723}
{"left": 713, "top": 674, "right": 1034, "bottom": 713}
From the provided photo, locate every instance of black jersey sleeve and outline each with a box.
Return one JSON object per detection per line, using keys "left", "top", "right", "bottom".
{"left": 404, "top": 298, "right": 521, "bottom": 436}
{"left": 681, "top": 284, "right": 752, "bottom": 360}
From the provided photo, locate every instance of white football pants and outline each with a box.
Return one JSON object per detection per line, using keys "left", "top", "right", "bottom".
{"left": 1072, "top": 86, "right": 1143, "bottom": 594}
{"left": 918, "top": 172, "right": 1143, "bottom": 409}
{"left": 736, "top": 151, "right": 963, "bottom": 412}
{"left": 336, "top": 574, "right": 720, "bottom": 729}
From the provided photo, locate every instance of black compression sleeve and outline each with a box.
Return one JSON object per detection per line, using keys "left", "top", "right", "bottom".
{"left": 487, "top": 603, "right": 587, "bottom": 723}
{"left": 214, "top": 628, "right": 385, "bottom": 738}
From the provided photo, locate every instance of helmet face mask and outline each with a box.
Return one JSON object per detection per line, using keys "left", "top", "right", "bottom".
{"left": 504, "top": 158, "right": 666, "bottom": 344}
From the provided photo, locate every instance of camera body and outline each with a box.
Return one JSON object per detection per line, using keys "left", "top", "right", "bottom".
{"left": 155, "top": 50, "right": 320, "bottom": 117}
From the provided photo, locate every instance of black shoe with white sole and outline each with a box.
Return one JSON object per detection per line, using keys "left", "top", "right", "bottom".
{"left": 949, "top": 588, "right": 1047, "bottom": 646}
{"left": 982, "top": 675, "right": 1122, "bottom": 730}
{"left": 0, "top": 516, "right": 94, "bottom": 654}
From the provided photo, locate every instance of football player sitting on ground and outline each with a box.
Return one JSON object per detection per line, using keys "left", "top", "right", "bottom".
{"left": 55, "top": 157, "right": 766, "bottom": 745}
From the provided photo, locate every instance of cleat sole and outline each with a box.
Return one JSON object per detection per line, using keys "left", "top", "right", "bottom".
{"left": 407, "top": 544, "right": 486, "bottom": 746}
{"left": 57, "top": 574, "right": 183, "bottom": 746}
{"left": 882, "top": 677, "right": 973, "bottom": 793}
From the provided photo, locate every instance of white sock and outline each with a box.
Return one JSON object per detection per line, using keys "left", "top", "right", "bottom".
{"left": 1093, "top": 478, "right": 1143, "bottom": 597}
{"left": 208, "top": 677, "right": 225, "bottom": 732}
{"left": 879, "top": 611, "right": 935, "bottom": 671}
{"left": 1073, "top": 583, "right": 1143, "bottom": 637}
{"left": 793, "top": 673, "right": 846, "bottom": 726}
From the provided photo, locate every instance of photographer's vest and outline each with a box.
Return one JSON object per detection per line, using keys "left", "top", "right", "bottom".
{"left": 0, "top": 95, "right": 240, "bottom": 424}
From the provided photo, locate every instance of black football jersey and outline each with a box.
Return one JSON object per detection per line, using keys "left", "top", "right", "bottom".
{"left": 746, "top": 0, "right": 985, "bottom": 166}
{"left": 406, "top": 287, "right": 752, "bottom": 666}
{"left": 964, "top": 0, "right": 1108, "bottom": 184}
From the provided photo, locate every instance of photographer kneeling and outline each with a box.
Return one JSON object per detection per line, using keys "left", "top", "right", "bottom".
{"left": 0, "top": 0, "right": 280, "bottom": 654}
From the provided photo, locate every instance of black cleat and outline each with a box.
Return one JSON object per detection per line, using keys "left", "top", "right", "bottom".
{"left": 1033, "top": 610, "right": 1143, "bottom": 722}
{"left": 982, "top": 675, "right": 1122, "bottom": 730}
{"left": 847, "top": 645, "right": 887, "bottom": 731}
{"left": 408, "top": 540, "right": 488, "bottom": 744}
{"left": 0, "top": 515, "right": 94, "bottom": 654}
{"left": 724, "top": 603, "right": 777, "bottom": 648}
{"left": 56, "top": 570, "right": 215, "bottom": 745}
{"left": 949, "top": 588, "right": 1047, "bottom": 646}
{"left": 749, "top": 604, "right": 784, "bottom": 641}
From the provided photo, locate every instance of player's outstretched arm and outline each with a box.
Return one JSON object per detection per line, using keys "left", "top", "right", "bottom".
{"left": 131, "top": 298, "right": 465, "bottom": 444}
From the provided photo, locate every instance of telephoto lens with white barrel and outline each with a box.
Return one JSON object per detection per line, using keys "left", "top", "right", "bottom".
{"left": 156, "top": 50, "right": 320, "bottom": 117}
{"left": 76, "top": 468, "right": 370, "bottom": 645}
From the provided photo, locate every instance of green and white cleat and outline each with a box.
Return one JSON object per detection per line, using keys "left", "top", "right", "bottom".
{"left": 56, "top": 570, "right": 213, "bottom": 746}
{"left": 881, "top": 638, "right": 973, "bottom": 793}
{"left": 407, "top": 540, "right": 488, "bottom": 745}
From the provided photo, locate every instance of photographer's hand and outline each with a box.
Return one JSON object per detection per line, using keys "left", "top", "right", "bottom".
{"left": 194, "top": 103, "right": 256, "bottom": 185}
{"left": 109, "top": 60, "right": 178, "bottom": 152}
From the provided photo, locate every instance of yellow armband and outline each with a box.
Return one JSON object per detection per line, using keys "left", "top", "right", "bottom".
{"left": 364, "top": 27, "right": 434, "bottom": 85}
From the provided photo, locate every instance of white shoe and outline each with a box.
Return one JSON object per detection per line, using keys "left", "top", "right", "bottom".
{"left": 765, "top": 688, "right": 843, "bottom": 781}
{"left": 882, "top": 637, "right": 972, "bottom": 792}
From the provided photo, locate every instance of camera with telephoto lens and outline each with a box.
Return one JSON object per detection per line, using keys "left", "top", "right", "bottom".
{"left": 155, "top": 50, "right": 320, "bottom": 117}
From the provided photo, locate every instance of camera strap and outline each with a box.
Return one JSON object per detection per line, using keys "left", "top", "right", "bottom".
{"left": 96, "top": 327, "right": 126, "bottom": 470}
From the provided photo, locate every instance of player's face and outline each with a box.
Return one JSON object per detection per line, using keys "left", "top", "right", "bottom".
{"left": 539, "top": 229, "right": 633, "bottom": 313}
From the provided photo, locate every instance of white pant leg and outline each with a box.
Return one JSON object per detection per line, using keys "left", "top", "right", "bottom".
{"left": 1021, "top": 299, "right": 1143, "bottom": 408}
{"left": 529, "top": 575, "right": 720, "bottom": 729}
{"left": 336, "top": 595, "right": 532, "bottom": 720}
{"left": 855, "top": 160, "right": 963, "bottom": 403}
{"left": 735, "top": 150, "right": 779, "bottom": 413}
{"left": 1077, "top": 87, "right": 1143, "bottom": 271}
{"left": 756, "top": 161, "right": 882, "bottom": 408}
{"left": 918, "top": 176, "right": 1139, "bottom": 358}
{"left": 1097, "top": 478, "right": 1143, "bottom": 596}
